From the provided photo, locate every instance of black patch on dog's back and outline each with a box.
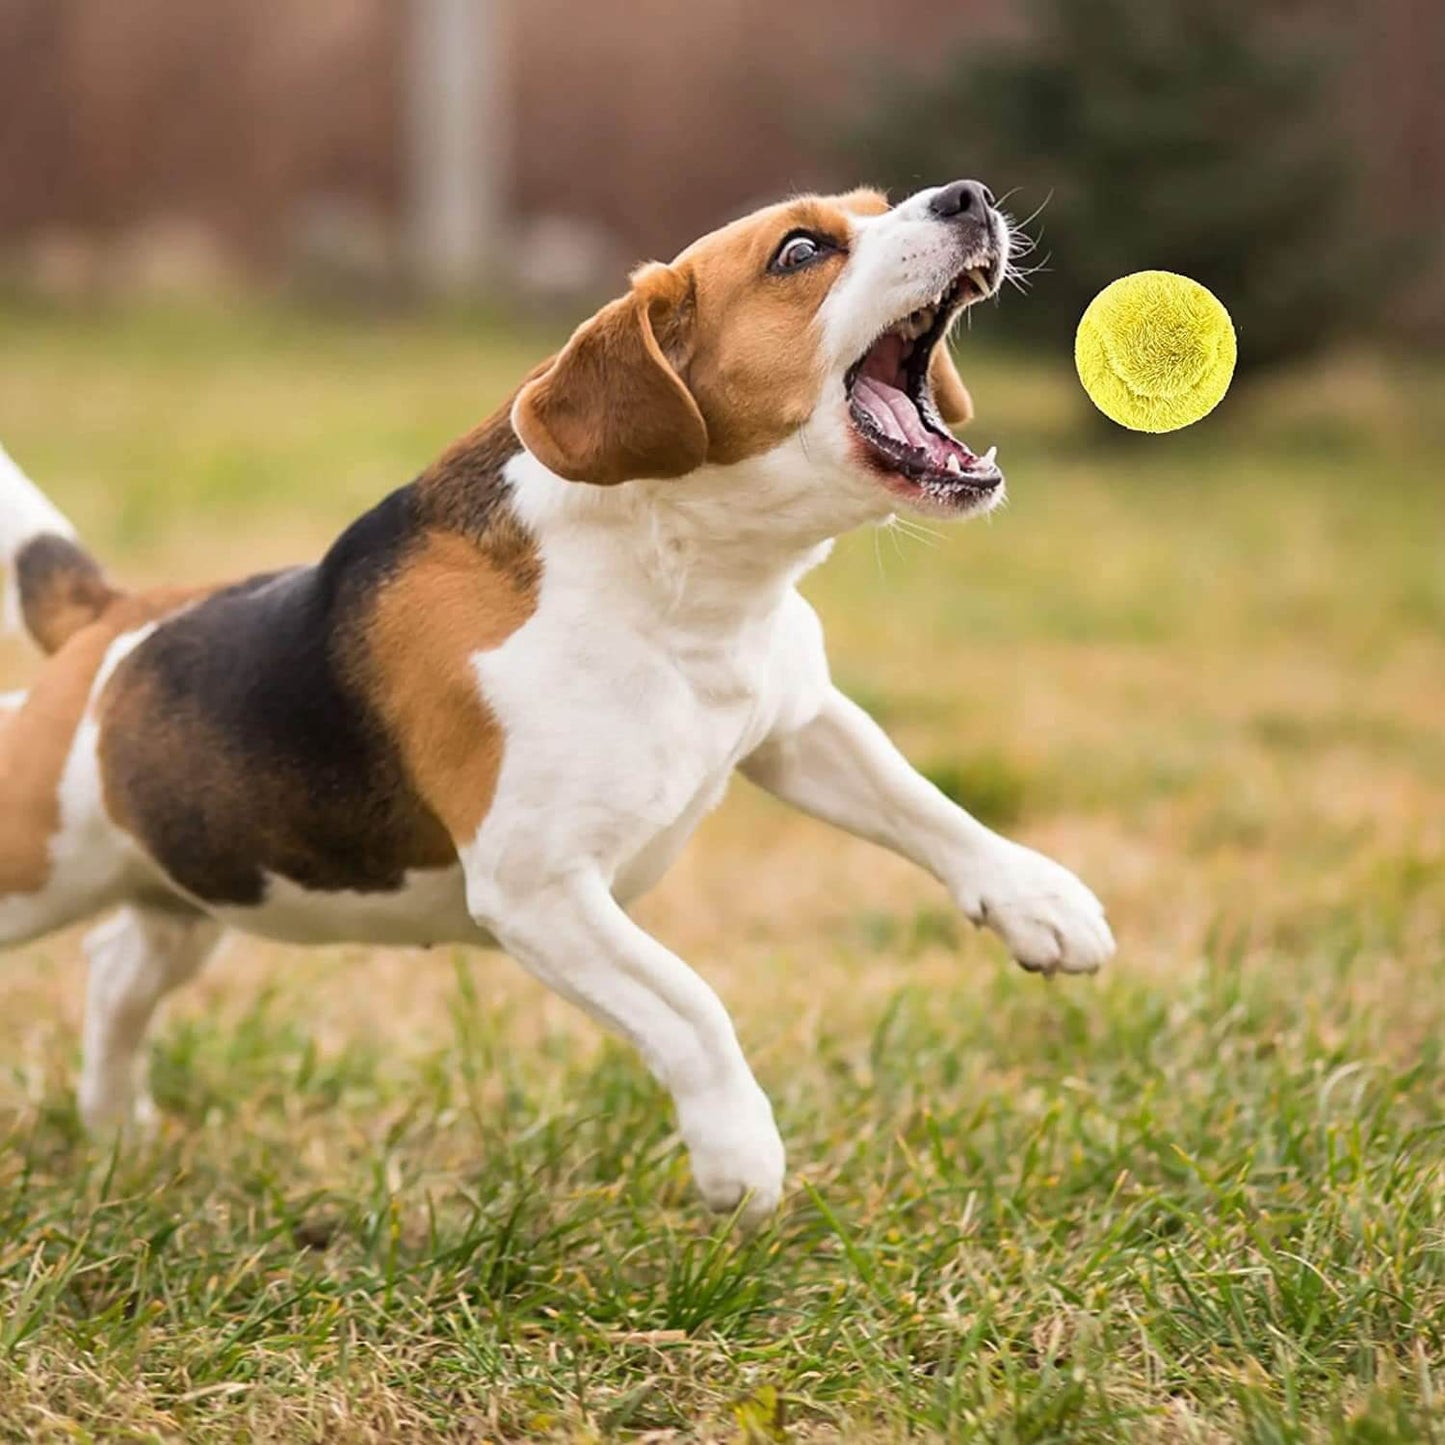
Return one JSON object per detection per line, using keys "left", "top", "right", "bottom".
{"left": 101, "top": 487, "right": 457, "bottom": 905}
{"left": 99, "top": 409, "right": 528, "bottom": 909}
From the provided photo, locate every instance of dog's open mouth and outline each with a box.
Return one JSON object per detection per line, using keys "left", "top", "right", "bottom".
{"left": 845, "top": 265, "right": 1002, "bottom": 512}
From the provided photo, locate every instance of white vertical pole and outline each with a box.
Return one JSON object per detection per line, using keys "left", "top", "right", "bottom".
{"left": 408, "top": 0, "right": 505, "bottom": 291}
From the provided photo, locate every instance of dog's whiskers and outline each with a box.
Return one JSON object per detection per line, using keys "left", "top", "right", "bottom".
{"left": 1007, "top": 192, "right": 1053, "bottom": 237}
{"left": 1003, "top": 253, "right": 1051, "bottom": 296}
{"left": 884, "top": 515, "right": 943, "bottom": 550}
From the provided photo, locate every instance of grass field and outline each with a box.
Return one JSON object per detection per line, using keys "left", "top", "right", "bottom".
{"left": 1, "top": 300, "right": 1443, "bottom": 1442}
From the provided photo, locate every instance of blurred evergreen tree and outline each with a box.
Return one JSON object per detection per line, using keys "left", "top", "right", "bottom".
{"left": 847, "top": 0, "right": 1389, "bottom": 370}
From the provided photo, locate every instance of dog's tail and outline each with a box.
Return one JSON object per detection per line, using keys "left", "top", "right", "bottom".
{"left": 1, "top": 444, "right": 119, "bottom": 654}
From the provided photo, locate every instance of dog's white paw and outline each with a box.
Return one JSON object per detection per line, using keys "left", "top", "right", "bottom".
{"left": 678, "top": 1083, "right": 786, "bottom": 1228}
{"left": 958, "top": 842, "right": 1114, "bottom": 976}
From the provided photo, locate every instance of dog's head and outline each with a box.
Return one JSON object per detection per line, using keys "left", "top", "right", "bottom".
{"left": 513, "top": 182, "right": 1010, "bottom": 526}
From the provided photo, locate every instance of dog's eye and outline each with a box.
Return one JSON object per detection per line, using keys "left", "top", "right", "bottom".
{"left": 770, "top": 232, "right": 832, "bottom": 274}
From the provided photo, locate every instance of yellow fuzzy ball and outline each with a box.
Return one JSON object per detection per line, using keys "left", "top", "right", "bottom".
{"left": 1075, "top": 271, "right": 1236, "bottom": 432}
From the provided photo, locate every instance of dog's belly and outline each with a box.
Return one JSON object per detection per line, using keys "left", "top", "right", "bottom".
{"left": 209, "top": 864, "right": 485, "bottom": 947}
{"left": 209, "top": 813, "right": 708, "bottom": 948}
{"left": 195, "top": 751, "right": 741, "bottom": 946}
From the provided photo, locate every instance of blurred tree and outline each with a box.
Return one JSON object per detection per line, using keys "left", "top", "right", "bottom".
{"left": 847, "top": 0, "right": 1396, "bottom": 371}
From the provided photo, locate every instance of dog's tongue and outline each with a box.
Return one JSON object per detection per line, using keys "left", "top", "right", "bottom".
{"left": 852, "top": 336, "right": 924, "bottom": 446}
{"left": 859, "top": 331, "right": 909, "bottom": 386}
{"left": 852, "top": 376, "right": 931, "bottom": 449}
{"left": 852, "top": 331, "right": 975, "bottom": 468}
{"left": 855, "top": 379, "right": 977, "bottom": 474}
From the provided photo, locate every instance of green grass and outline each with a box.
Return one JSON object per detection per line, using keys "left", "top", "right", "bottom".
{"left": 2, "top": 301, "right": 1443, "bottom": 1440}
{"left": 4, "top": 958, "right": 1443, "bottom": 1440}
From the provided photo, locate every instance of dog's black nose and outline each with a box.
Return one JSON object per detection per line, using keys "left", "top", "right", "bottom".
{"left": 929, "top": 180, "right": 991, "bottom": 221}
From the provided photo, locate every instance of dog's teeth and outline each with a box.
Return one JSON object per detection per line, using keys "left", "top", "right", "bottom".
{"left": 968, "top": 267, "right": 990, "bottom": 294}
{"left": 945, "top": 454, "right": 963, "bottom": 474}
{"left": 893, "top": 301, "right": 948, "bottom": 343}
{"left": 899, "top": 306, "right": 936, "bottom": 341}
{"left": 981, "top": 444, "right": 998, "bottom": 467}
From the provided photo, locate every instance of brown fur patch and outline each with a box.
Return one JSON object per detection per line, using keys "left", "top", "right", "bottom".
{"left": 359, "top": 527, "right": 540, "bottom": 846}
{"left": 0, "top": 589, "right": 198, "bottom": 897}
{"left": 16, "top": 534, "right": 119, "bottom": 655}
{"left": 678, "top": 190, "right": 892, "bottom": 464}
{"left": 513, "top": 273, "right": 709, "bottom": 486}
{"left": 413, "top": 406, "right": 544, "bottom": 596}
{"left": 515, "top": 190, "right": 895, "bottom": 485}
{"left": 364, "top": 409, "right": 540, "bottom": 844}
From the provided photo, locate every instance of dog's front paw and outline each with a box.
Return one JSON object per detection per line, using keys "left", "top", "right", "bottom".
{"left": 678, "top": 1083, "right": 786, "bottom": 1229}
{"left": 958, "top": 842, "right": 1114, "bottom": 976}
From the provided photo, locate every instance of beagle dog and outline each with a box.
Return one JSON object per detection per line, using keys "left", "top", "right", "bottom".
{"left": 0, "top": 181, "right": 1112, "bottom": 1224}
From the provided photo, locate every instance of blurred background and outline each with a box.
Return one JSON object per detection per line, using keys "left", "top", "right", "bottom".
{"left": 1, "top": 0, "right": 1442, "bottom": 344}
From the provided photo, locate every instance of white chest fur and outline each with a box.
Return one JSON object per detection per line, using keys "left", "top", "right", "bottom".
{"left": 467, "top": 564, "right": 822, "bottom": 902}
{"left": 459, "top": 456, "right": 834, "bottom": 924}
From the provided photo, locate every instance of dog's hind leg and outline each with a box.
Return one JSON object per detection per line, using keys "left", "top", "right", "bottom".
{"left": 78, "top": 906, "right": 223, "bottom": 1137}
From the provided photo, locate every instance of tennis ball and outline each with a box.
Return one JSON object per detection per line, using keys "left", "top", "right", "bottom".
{"left": 1075, "top": 271, "right": 1236, "bottom": 432}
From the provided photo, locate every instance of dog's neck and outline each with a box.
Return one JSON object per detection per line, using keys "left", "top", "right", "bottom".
{"left": 505, "top": 447, "right": 847, "bottom": 634}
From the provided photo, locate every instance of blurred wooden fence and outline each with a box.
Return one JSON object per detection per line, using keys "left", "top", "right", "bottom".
{"left": 0, "top": 0, "right": 1440, "bottom": 327}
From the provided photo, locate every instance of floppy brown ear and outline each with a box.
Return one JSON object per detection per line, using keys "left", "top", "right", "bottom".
{"left": 513, "top": 266, "right": 708, "bottom": 486}
{"left": 929, "top": 343, "right": 974, "bottom": 427}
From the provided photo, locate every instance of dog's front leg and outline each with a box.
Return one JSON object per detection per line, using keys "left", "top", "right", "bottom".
{"left": 742, "top": 687, "right": 1114, "bottom": 975}
{"left": 474, "top": 869, "right": 785, "bottom": 1226}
